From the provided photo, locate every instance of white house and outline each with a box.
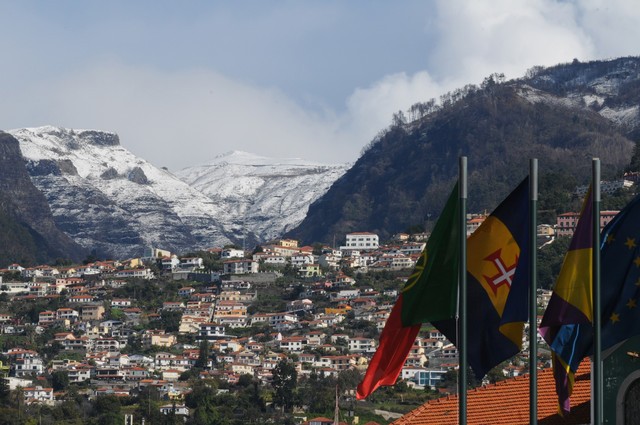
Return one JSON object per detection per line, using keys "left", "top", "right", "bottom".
{"left": 286, "top": 299, "right": 313, "bottom": 313}
{"left": 348, "top": 337, "right": 376, "bottom": 353}
{"left": 254, "top": 253, "right": 286, "bottom": 266}
{"left": 223, "top": 259, "right": 258, "bottom": 275}
{"left": 340, "top": 232, "right": 379, "bottom": 251}
{"left": 222, "top": 249, "right": 245, "bottom": 259}
{"left": 160, "top": 404, "right": 190, "bottom": 416}
{"left": 12, "top": 356, "right": 45, "bottom": 377}
{"left": 114, "top": 268, "right": 154, "bottom": 279}
{"left": 279, "top": 336, "right": 307, "bottom": 352}
{"left": 23, "top": 386, "right": 54, "bottom": 405}
{"left": 197, "top": 323, "right": 227, "bottom": 341}
{"left": 179, "top": 257, "right": 204, "bottom": 270}
{"left": 400, "top": 367, "right": 447, "bottom": 389}
{"left": 318, "top": 254, "right": 341, "bottom": 270}
{"left": 290, "top": 253, "right": 315, "bottom": 267}
{"left": 162, "top": 255, "right": 180, "bottom": 271}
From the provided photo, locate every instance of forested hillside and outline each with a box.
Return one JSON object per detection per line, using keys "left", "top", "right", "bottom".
{"left": 288, "top": 57, "right": 640, "bottom": 245}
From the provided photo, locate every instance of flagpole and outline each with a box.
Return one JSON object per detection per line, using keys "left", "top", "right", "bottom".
{"left": 458, "top": 156, "right": 468, "bottom": 425}
{"left": 592, "top": 158, "right": 602, "bottom": 425}
{"left": 529, "top": 159, "right": 538, "bottom": 425}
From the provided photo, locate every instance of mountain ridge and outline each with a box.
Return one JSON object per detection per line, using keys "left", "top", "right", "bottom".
{"left": 4, "top": 57, "right": 640, "bottom": 261}
{"left": 286, "top": 56, "right": 640, "bottom": 245}
{"left": 3, "top": 129, "right": 348, "bottom": 259}
{"left": 176, "top": 150, "right": 350, "bottom": 244}
{"left": 0, "top": 131, "right": 85, "bottom": 266}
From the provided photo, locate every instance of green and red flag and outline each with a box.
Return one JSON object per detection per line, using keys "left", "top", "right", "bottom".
{"left": 356, "top": 183, "right": 460, "bottom": 399}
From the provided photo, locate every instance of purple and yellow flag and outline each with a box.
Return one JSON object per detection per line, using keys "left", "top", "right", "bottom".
{"left": 539, "top": 190, "right": 593, "bottom": 415}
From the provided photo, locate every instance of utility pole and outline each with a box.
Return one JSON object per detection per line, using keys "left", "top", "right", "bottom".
{"left": 333, "top": 385, "right": 340, "bottom": 425}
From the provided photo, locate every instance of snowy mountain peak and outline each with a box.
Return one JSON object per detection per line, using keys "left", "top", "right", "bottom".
{"left": 7, "top": 127, "right": 350, "bottom": 257}
{"left": 177, "top": 154, "right": 350, "bottom": 243}
{"left": 9, "top": 127, "right": 230, "bottom": 257}
{"left": 12, "top": 126, "right": 120, "bottom": 148}
{"left": 209, "top": 149, "right": 338, "bottom": 167}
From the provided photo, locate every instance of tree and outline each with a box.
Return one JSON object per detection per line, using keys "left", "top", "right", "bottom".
{"left": 195, "top": 340, "right": 210, "bottom": 370}
{"left": 0, "top": 374, "right": 9, "bottom": 404}
{"left": 136, "top": 386, "right": 163, "bottom": 425}
{"left": 82, "top": 249, "right": 99, "bottom": 265}
{"left": 108, "top": 308, "right": 125, "bottom": 321}
{"left": 338, "top": 368, "right": 362, "bottom": 392}
{"left": 159, "top": 310, "right": 182, "bottom": 333}
{"left": 93, "top": 395, "right": 122, "bottom": 425}
{"left": 438, "top": 367, "right": 481, "bottom": 394}
{"left": 271, "top": 359, "right": 298, "bottom": 413}
{"left": 537, "top": 236, "right": 571, "bottom": 289}
{"left": 51, "top": 400, "right": 82, "bottom": 424}
{"left": 51, "top": 370, "right": 70, "bottom": 392}
{"left": 627, "top": 140, "right": 640, "bottom": 172}
{"left": 299, "top": 371, "right": 335, "bottom": 414}
{"left": 185, "top": 380, "right": 222, "bottom": 425}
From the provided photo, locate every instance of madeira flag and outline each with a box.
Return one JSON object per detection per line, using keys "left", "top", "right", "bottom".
{"left": 356, "top": 182, "right": 461, "bottom": 400}
{"left": 434, "top": 177, "right": 530, "bottom": 379}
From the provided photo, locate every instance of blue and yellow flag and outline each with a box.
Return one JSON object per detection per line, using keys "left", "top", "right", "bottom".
{"left": 540, "top": 191, "right": 640, "bottom": 415}
{"left": 434, "top": 177, "right": 530, "bottom": 378}
{"left": 599, "top": 194, "right": 640, "bottom": 351}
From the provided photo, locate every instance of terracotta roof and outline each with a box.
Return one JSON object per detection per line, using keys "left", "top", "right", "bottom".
{"left": 391, "top": 360, "right": 591, "bottom": 425}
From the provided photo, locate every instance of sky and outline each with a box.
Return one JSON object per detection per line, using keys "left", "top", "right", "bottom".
{"left": 1, "top": 1, "right": 639, "bottom": 171}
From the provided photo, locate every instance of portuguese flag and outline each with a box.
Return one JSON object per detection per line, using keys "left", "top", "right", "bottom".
{"left": 356, "top": 183, "right": 461, "bottom": 399}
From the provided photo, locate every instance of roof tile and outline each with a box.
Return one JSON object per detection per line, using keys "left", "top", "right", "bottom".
{"left": 391, "top": 360, "right": 591, "bottom": 425}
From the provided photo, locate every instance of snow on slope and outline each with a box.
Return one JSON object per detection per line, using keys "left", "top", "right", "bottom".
{"left": 9, "top": 126, "right": 232, "bottom": 257}
{"left": 520, "top": 59, "right": 640, "bottom": 129}
{"left": 176, "top": 151, "right": 350, "bottom": 243}
{"left": 8, "top": 127, "right": 349, "bottom": 257}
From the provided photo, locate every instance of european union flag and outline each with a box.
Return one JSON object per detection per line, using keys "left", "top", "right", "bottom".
{"left": 540, "top": 191, "right": 640, "bottom": 414}
{"left": 434, "top": 177, "right": 530, "bottom": 378}
{"left": 599, "top": 193, "right": 640, "bottom": 351}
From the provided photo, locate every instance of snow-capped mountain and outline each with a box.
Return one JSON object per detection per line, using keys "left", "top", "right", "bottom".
{"left": 9, "top": 126, "right": 234, "bottom": 258}
{"left": 175, "top": 151, "right": 350, "bottom": 244}
{"left": 8, "top": 127, "right": 349, "bottom": 258}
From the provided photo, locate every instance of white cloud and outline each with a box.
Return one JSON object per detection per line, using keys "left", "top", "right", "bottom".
{"left": 4, "top": 61, "right": 359, "bottom": 170}
{"left": 2, "top": 1, "right": 639, "bottom": 172}
{"left": 337, "top": 0, "right": 640, "bottom": 154}
{"left": 345, "top": 71, "right": 447, "bottom": 137}
{"left": 428, "top": 0, "right": 594, "bottom": 80}
{"left": 575, "top": 0, "right": 640, "bottom": 58}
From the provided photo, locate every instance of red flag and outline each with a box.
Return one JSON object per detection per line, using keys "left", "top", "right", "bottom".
{"left": 356, "top": 295, "right": 420, "bottom": 399}
{"left": 356, "top": 183, "right": 460, "bottom": 399}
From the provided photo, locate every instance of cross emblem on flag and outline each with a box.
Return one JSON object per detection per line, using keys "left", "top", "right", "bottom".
{"left": 482, "top": 248, "right": 518, "bottom": 295}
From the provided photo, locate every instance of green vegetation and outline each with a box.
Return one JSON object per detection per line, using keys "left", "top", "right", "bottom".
{"left": 289, "top": 59, "right": 637, "bottom": 245}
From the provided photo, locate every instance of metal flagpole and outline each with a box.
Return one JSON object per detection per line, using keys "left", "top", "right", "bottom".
{"left": 593, "top": 158, "right": 602, "bottom": 425}
{"left": 529, "top": 159, "right": 538, "bottom": 425}
{"left": 334, "top": 384, "right": 340, "bottom": 425}
{"left": 458, "top": 156, "right": 468, "bottom": 425}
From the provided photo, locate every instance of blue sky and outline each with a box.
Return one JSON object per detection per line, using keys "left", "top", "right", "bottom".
{"left": 1, "top": 1, "right": 639, "bottom": 170}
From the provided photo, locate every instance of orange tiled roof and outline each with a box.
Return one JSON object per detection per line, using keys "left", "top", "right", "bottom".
{"left": 391, "top": 360, "right": 591, "bottom": 425}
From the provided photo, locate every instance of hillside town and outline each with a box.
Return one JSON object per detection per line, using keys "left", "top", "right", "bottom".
{"left": 0, "top": 194, "right": 627, "bottom": 424}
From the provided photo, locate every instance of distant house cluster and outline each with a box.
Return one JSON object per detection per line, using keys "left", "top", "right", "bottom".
{"left": 0, "top": 229, "right": 549, "bottom": 410}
